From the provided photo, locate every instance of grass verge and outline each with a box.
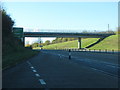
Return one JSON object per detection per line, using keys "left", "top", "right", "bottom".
{"left": 2, "top": 49, "right": 39, "bottom": 70}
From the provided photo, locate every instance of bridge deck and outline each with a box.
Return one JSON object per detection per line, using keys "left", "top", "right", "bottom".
{"left": 23, "top": 32, "right": 115, "bottom": 38}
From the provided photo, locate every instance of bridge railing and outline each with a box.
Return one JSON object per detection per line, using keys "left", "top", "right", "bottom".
{"left": 24, "top": 29, "right": 115, "bottom": 34}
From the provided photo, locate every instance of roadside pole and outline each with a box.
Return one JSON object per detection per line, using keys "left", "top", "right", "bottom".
{"left": 69, "top": 49, "right": 71, "bottom": 60}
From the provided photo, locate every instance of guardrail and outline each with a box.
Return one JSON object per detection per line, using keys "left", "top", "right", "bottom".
{"left": 59, "top": 48, "right": 119, "bottom": 54}
{"left": 41, "top": 48, "right": 119, "bottom": 54}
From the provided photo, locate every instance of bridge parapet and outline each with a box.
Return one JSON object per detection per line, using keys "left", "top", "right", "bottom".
{"left": 24, "top": 29, "right": 115, "bottom": 34}
{"left": 23, "top": 32, "right": 115, "bottom": 38}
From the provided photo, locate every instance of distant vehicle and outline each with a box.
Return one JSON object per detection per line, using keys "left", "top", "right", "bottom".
{"left": 40, "top": 45, "right": 43, "bottom": 47}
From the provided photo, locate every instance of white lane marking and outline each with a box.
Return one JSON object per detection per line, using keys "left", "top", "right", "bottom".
{"left": 106, "top": 64, "right": 118, "bottom": 68}
{"left": 43, "top": 52, "right": 67, "bottom": 58}
{"left": 43, "top": 52, "right": 120, "bottom": 69}
{"left": 91, "top": 68, "right": 97, "bottom": 70}
{"left": 33, "top": 70, "right": 37, "bottom": 72}
{"left": 43, "top": 51, "right": 119, "bottom": 78}
{"left": 35, "top": 74, "right": 40, "bottom": 77}
{"left": 59, "top": 54, "right": 68, "bottom": 58}
{"left": 39, "top": 79, "right": 46, "bottom": 85}
{"left": 43, "top": 51, "right": 118, "bottom": 66}
{"left": 31, "top": 67, "right": 34, "bottom": 69}
{"left": 90, "top": 67, "right": 118, "bottom": 78}
{"left": 27, "top": 61, "right": 32, "bottom": 66}
{"left": 58, "top": 53, "right": 119, "bottom": 68}
{"left": 27, "top": 61, "right": 47, "bottom": 85}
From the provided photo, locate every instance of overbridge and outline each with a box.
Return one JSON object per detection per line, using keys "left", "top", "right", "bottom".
{"left": 23, "top": 32, "right": 115, "bottom": 49}
{"left": 24, "top": 32, "right": 114, "bottom": 38}
{"left": 12, "top": 27, "right": 115, "bottom": 49}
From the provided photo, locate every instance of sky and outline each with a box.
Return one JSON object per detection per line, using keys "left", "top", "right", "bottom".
{"left": 2, "top": 1, "right": 118, "bottom": 44}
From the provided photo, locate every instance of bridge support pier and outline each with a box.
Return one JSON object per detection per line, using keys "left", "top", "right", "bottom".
{"left": 23, "top": 37, "right": 25, "bottom": 47}
{"left": 78, "top": 37, "right": 81, "bottom": 49}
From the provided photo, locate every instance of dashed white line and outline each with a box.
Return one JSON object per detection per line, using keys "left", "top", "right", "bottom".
{"left": 39, "top": 79, "right": 46, "bottom": 85}
{"left": 33, "top": 70, "right": 37, "bottom": 72}
{"left": 27, "top": 61, "right": 47, "bottom": 85}
{"left": 35, "top": 74, "right": 40, "bottom": 77}
{"left": 27, "top": 61, "right": 32, "bottom": 66}
{"left": 30, "top": 67, "right": 34, "bottom": 69}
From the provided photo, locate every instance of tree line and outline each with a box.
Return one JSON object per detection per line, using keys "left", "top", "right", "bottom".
{"left": 26, "top": 37, "right": 78, "bottom": 48}
{"left": 2, "top": 7, "right": 26, "bottom": 55}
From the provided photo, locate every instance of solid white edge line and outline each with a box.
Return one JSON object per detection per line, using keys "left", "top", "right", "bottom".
{"left": 39, "top": 79, "right": 46, "bottom": 85}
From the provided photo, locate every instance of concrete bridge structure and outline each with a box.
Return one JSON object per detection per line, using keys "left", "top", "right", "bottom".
{"left": 23, "top": 32, "right": 115, "bottom": 49}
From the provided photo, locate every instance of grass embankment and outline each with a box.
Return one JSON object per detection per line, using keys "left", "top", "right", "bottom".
{"left": 34, "top": 34, "right": 119, "bottom": 51}
{"left": 2, "top": 36, "right": 39, "bottom": 70}
{"left": 33, "top": 38, "right": 99, "bottom": 49}
{"left": 2, "top": 49, "right": 38, "bottom": 70}
{"left": 90, "top": 34, "right": 119, "bottom": 51}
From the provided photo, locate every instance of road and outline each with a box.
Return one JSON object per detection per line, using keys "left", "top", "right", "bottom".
{"left": 2, "top": 50, "right": 119, "bottom": 88}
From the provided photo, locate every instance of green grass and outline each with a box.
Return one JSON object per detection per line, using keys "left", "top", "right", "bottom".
{"left": 2, "top": 36, "right": 39, "bottom": 70}
{"left": 2, "top": 49, "right": 39, "bottom": 70}
{"left": 34, "top": 34, "right": 119, "bottom": 51}
{"left": 90, "top": 34, "right": 119, "bottom": 51}
{"left": 33, "top": 38, "right": 99, "bottom": 49}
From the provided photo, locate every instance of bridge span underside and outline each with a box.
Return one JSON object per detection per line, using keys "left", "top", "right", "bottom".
{"left": 24, "top": 32, "right": 115, "bottom": 49}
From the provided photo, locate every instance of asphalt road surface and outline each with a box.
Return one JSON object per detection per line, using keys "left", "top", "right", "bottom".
{"left": 3, "top": 50, "right": 119, "bottom": 88}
